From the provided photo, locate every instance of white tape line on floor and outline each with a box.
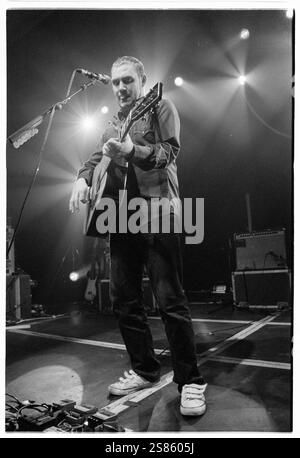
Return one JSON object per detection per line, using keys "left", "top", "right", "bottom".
{"left": 149, "top": 316, "right": 291, "bottom": 326}
{"left": 97, "top": 314, "right": 282, "bottom": 411}
{"left": 6, "top": 329, "right": 168, "bottom": 354}
{"left": 210, "top": 355, "right": 291, "bottom": 370}
{"left": 7, "top": 314, "right": 286, "bottom": 414}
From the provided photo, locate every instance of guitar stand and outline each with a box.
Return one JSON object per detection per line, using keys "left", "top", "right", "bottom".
{"left": 207, "top": 295, "right": 234, "bottom": 315}
{"left": 83, "top": 298, "right": 101, "bottom": 319}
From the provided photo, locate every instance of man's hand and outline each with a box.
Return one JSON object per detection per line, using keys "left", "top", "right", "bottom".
{"left": 103, "top": 134, "right": 134, "bottom": 161}
{"left": 69, "top": 178, "right": 90, "bottom": 213}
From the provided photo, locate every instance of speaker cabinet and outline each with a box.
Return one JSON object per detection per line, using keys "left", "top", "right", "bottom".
{"left": 234, "top": 229, "right": 287, "bottom": 271}
{"left": 6, "top": 274, "right": 32, "bottom": 320}
{"left": 232, "top": 269, "right": 291, "bottom": 309}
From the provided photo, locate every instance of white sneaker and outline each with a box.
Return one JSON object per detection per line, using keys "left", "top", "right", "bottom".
{"left": 108, "top": 370, "right": 156, "bottom": 396}
{"left": 180, "top": 383, "right": 207, "bottom": 416}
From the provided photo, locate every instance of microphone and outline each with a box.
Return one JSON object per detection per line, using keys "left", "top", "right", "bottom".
{"left": 76, "top": 68, "right": 111, "bottom": 84}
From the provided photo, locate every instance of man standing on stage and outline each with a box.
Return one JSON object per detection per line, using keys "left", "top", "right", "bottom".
{"left": 69, "top": 56, "right": 207, "bottom": 416}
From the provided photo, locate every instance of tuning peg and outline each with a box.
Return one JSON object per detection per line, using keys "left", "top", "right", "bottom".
{"left": 108, "top": 121, "right": 119, "bottom": 133}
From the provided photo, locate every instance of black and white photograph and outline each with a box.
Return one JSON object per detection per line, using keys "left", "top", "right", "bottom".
{"left": 4, "top": 3, "right": 295, "bottom": 437}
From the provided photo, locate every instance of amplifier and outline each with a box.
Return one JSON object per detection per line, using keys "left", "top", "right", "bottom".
{"left": 98, "top": 278, "right": 158, "bottom": 315}
{"left": 232, "top": 269, "right": 291, "bottom": 309}
{"left": 6, "top": 274, "right": 32, "bottom": 320}
{"left": 234, "top": 229, "right": 287, "bottom": 270}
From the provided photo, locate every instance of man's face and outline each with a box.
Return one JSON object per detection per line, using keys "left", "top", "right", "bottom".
{"left": 111, "top": 63, "right": 145, "bottom": 110}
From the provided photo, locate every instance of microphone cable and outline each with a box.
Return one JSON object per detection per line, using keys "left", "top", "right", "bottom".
{"left": 7, "top": 68, "right": 102, "bottom": 258}
{"left": 7, "top": 105, "right": 57, "bottom": 258}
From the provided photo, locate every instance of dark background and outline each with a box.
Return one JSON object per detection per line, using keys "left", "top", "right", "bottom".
{"left": 6, "top": 9, "right": 293, "bottom": 307}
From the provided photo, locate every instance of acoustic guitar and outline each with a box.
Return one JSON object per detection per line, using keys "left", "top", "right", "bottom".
{"left": 84, "top": 268, "right": 98, "bottom": 302}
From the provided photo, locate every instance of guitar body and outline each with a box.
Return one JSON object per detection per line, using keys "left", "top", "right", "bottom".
{"left": 84, "top": 82, "right": 163, "bottom": 238}
{"left": 84, "top": 278, "right": 97, "bottom": 302}
{"left": 85, "top": 156, "right": 127, "bottom": 236}
{"left": 84, "top": 237, "right": 109, "bottom": 301}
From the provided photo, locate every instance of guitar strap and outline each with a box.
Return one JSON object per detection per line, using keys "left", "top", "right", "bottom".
{"left": 152, "top": 106, "right": 163, "bottom": 143}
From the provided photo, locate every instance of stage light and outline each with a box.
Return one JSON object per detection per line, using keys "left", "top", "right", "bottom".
{"left": 81, "top": 116, "right": 96, "bottom": 131}
{"left": 101, "top": 106, "right": 109, "bottom": 114}
{"left": 238, "top": 75, "right": 247, "bottom": 86}
{"left": 69, "top": 272, "right": 79, "bottom": 282}
{"left": 174, "top": 77, "right": 183, "bottom": 87}
{"left": 286, "top": 9, "right": 294, "bottom": 19}
{"left": 240, "top": 28, "right": 250, "bottom": 40}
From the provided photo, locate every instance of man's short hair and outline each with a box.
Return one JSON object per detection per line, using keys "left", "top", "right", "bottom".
{"left": 111, "top": 56, "right": 145, "bottom": 79}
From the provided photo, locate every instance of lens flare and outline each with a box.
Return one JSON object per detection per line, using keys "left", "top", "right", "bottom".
{"left": 238, "top": 75, "right": 247, "bottom": 86}
{"left": 81, "top": 116, "right": 96, "bottom": 131}
{"left": 240, "top": 28, "right": 250, "bottom": 40}
{"left": 174, "top": 77, "right": 183, "bottom": 87}
{"left": 69, "top": 272, "right": 80, "bottom": 282}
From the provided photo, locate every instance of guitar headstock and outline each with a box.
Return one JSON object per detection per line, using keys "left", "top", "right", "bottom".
{"left": 121, "top": 83, "right": 163, "bottom": 140}
{"left": 131, "top": 83, "right": 163, "bottom": 122}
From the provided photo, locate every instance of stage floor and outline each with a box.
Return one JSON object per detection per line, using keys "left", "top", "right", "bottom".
{"left": 6, "top": 303, "right": 292, "bottom": 433}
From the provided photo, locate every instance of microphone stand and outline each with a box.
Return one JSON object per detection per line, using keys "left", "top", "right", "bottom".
{"left": 8, "top": 78, "right": 97, "bottom": 147}
{"left": 6, "top": 78, "right": 98, "bottom": 257}
{"left": 65, "top": 69, "right": 77, "bottom": 98}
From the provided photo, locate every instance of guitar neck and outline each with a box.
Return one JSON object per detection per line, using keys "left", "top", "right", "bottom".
{"left": 117, "top": 84, "right": 163, "bottom": 142}
{"left": 120, "top": 116, "right": 132, "bottom": 142}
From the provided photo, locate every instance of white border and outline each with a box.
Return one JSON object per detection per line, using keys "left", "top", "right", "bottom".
{"left": 1, "top": 0, "right": 298, "bottom": 439}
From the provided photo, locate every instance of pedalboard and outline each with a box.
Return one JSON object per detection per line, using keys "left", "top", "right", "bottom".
{"left": 6, "top": 397, "right": 124, "bottom": 433}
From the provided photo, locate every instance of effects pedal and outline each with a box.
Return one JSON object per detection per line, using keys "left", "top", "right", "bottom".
{"left": 96, "top": 407, "right": 118, "bottom": 421}
{"left": 61, "top": 404, "right": 98, "bottom": 429}
{"left": 19, "top": 399, "right": 76, "bottom": 430}
{"left": 34, "top": 399, "right": 76, "bottom": 426}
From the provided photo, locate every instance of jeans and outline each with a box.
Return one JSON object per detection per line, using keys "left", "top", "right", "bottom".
{"left": 109, "top": 229, "right": 205, "bottom": 390}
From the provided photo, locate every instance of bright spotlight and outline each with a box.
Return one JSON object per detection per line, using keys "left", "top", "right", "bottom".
{"left": 240, "top": 28, "right": 250, "bottom": 40}
{"left": 101, "top": 106, "right": 109, "bottom": 114}
{"left": 286, "top": 9, "right": 294, "bottom": 19}
{"left": 238, "top": 75, "right": 247, "bottom": 86}
{"left": 69, "top": 272, "right": 79, "bottom": 282}
{"left": 174, "top": 77, "right": 183, "bottom": 87}
{"left": 81, "top": 116, "right": 95, "bottom": 131}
